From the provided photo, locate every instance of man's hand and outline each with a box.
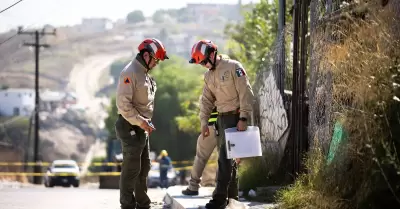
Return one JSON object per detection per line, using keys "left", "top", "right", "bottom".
{"left": 237, "top": 120, "right": 247, "bottom": 131}
{"left": 235, "top": 158, "right": 241, "bottom": 165}
{"left": 140, "top": 120, "right": 156, "bottom": 134}
{"left": 201, "top": 125, "right": 210, "bottom": 138}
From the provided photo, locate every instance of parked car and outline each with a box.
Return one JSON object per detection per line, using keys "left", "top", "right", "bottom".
{"left": 44, "top": 159, "right": 80, "bottom": 188}
{"left": 147, "top": 161, "right": 178, "bottom": 188}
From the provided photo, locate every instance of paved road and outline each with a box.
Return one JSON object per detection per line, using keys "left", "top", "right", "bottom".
{"left": 67, "top": 51, "right": 130, "bottom": 129}
{"left": 0, "top": 182, "right": 166, "bottom": 209}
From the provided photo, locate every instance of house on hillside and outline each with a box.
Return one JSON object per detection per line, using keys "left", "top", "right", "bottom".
{"left": 0, "top": 88, "right": 35, "bottom": 116}
{"left": 186, "top": 1, "right": 243, "bottom": 24}
{"left": 40, "top": 89, "right": 78, "bottom": 111}
{"left": 40, "top": 90, "right": 67, "bottom": 112}
{"left": 79, "top": 18, "right": 113, "bottom": 33}
{"left": 0, "top": 88, "right": 78, "bottom": 116}
{"left": 164, "top": 33, "right": 195, "bottom": 57}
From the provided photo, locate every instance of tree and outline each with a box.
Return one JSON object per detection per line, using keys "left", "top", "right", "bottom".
{"left": 176, "top": 8, "right": 195, "bottom": 23}
{"left": 152, "top": 10, "right": 165, "bottom": 23}
{"left": 109, "top": 58, "right": 131, "bottom": 83}
{"left": 126, "top": 10, "right": 146, "bottom": 24}
{"left": 153, "top": 8, "right": 180, "bottom": 23}
{"left": 224, "top": 0, "right": 293, "bottom": 81}
{"left": 149, "top": 56, "right": 204, "bottom": 160}
{"left": 104, "top": 96, "right": 118, "bottom": 140}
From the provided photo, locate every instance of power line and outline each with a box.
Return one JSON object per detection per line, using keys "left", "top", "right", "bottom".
{"left": 0, "top": 24, "right": 35, "bottom": 46}
{"left": 0, "top": 0, "right": 24, "bottom": 14}
{"left": 0, "top": 1, "right": 28, "bottom": 46}
{"left": 0, "top": 32, "right": 18, "bottom": 46}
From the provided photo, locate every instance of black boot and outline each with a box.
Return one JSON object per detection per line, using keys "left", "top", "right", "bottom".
{"left": 205, "top": 199, "right": 227, "bottom": 209}
{"left": 181, "top": 188, "right": 199, "bottom": 196}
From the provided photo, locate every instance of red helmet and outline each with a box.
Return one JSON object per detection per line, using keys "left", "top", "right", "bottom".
{"left": 138, "top": 38, "right": 169, "bottom": 61}
{"left": 189, "top": 40, "right": 218, "bottom": 64}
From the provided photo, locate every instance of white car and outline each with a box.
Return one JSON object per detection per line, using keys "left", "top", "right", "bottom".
{"left": 44, "top": 160, "right": 80, "bottom": 188}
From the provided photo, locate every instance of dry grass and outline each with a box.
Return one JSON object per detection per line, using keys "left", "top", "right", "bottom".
{"left": 0, "top": 146, "right": 29, "bottom": 183}
{"left": 238, "top": 150, "right": 283, "bottom": 194}
{"left": 277, "top": 145, "right": 349, "bottom": 209}
{"left": 277, "top": 1, "right": 400, "bottom": 209}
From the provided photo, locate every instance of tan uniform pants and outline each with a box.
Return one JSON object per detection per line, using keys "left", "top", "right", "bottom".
{"left": 188, "top": 125, "right": 218, "bottom": 191}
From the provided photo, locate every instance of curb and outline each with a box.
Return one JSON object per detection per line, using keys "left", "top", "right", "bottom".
{"left": 164, "top": 186, "right": 278, "bottom": 209}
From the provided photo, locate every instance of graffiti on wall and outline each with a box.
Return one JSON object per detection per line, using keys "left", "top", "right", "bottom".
{"left": 258, "top": 70, "right": 288, "bottom": 151}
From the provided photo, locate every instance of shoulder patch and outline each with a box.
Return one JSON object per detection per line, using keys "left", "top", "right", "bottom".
{"left": 235, "top": 68, "right": 246, "bottom": 77}
{"left": 123, "top": 76, "right": 131, "bottom": 84}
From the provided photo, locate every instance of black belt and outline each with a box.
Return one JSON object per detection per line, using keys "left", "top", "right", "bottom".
{"left": 218, "top": 109, "right": 240, "bottom": 116}
{"left": 118, "top": 114, "right": 140, "bottom": 129}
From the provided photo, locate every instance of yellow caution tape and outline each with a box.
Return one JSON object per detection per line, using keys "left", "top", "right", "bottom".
{"left": 0, "top": 172, "right": 120, "bottom": 177}
{"left": 0, "top": 172, "right": 47, "bottom": 177}
{"left": 0, "top": 162, "right": 51, "bottom": 166}
{"left": 0, "top": 160, "right": 217, "bottom": 167}
{"left": 0, "top": 163, "right": 217, "bottom": 176}
{"left": 89, "top": 162, "right": 122, "bottom": 166}
{"left": 171, "top": 160, "right": 194, "bottom": 165}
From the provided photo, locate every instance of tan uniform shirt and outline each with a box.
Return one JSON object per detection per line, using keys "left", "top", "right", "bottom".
{"left": 116, "top": 59, "right": 157, "bottom": 126}
{"left": 199, "top": 57, "right": 254, "bottom": 127}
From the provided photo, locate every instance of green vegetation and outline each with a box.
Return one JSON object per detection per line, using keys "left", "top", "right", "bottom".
{"left": 151, "top": 8, "right": 196, "bottom": 23}
{"left": 224, "top": 0, "right": 292, "bottom": 82}
{"left": 223, "top": 1, "right": 400, "bottom": 208}
{"left": 0, "top": 117, "right": 30, "bottom": 146}
{"left": 88, "top": 156, "right": 106, "bottom": 173}
{"left": 104, "top": 96, "right": 118, "bottom": 141}
{"left": 109, "top": 58, "right": 131, "bottom": 84}
{"left": 276, "top": 2, "right": 400, "bottom": 209}
{"left": 126, "top": 10, "right": 146, "bottom": 24}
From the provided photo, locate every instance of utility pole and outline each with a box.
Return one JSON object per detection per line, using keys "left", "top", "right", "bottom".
{"left": 291, "top": 0, "right": 301, "bottom": 179}
{"left": 24, "top": 113, "right": 33, "bottom": 173}
{"left": 18, "top": 26, "right": 56, "bottom": 184}
{"left": 277, "top": 0, "right": 286, "bottom": 96}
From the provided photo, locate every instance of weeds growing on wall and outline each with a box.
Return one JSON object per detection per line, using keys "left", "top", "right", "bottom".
{"left": 277, "top": 1, "right": 400, "bottom": 209}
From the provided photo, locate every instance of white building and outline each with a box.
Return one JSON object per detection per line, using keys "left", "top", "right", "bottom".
{"left": 0, "top": 88, "right": 77, "bottom": 117}
{"left": 80, "top": 18, "right": 113, "bottom": 33}
{"left": 0, "top": 88, "right": 35, "bottom": 117}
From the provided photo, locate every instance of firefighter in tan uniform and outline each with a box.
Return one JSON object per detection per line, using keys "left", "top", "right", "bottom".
{"left": 182, "top": 107, "right": 218, "bottom": 196}
{"left": 115, "top": 38, "right": 169, "bottom": 209}
{"left": 189, "top": 40, "right": 254, "bottom": 209}
{"left": 182, "top": 54, "right": 237, "bottom": 197}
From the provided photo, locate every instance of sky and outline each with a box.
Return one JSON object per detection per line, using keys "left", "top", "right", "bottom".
{"left": 0, "top": 0, "right": 258, "bottom": 33}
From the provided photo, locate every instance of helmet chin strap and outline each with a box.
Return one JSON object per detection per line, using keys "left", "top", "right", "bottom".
{"left": 141, "top": 53, "right": 152, "bottom": 72}
{"left": 209, "top": 51, "right": 218, "bottom": 70}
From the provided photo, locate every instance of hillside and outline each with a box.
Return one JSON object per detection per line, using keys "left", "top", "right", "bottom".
{"left": 0, "top": 20, "right": 233, "bottom": 91}
{"left": 0, "top": 110, "right": 96, "bottom": 161}
{"left": 0, "top": 26, "right": 137, "bottom": 90}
